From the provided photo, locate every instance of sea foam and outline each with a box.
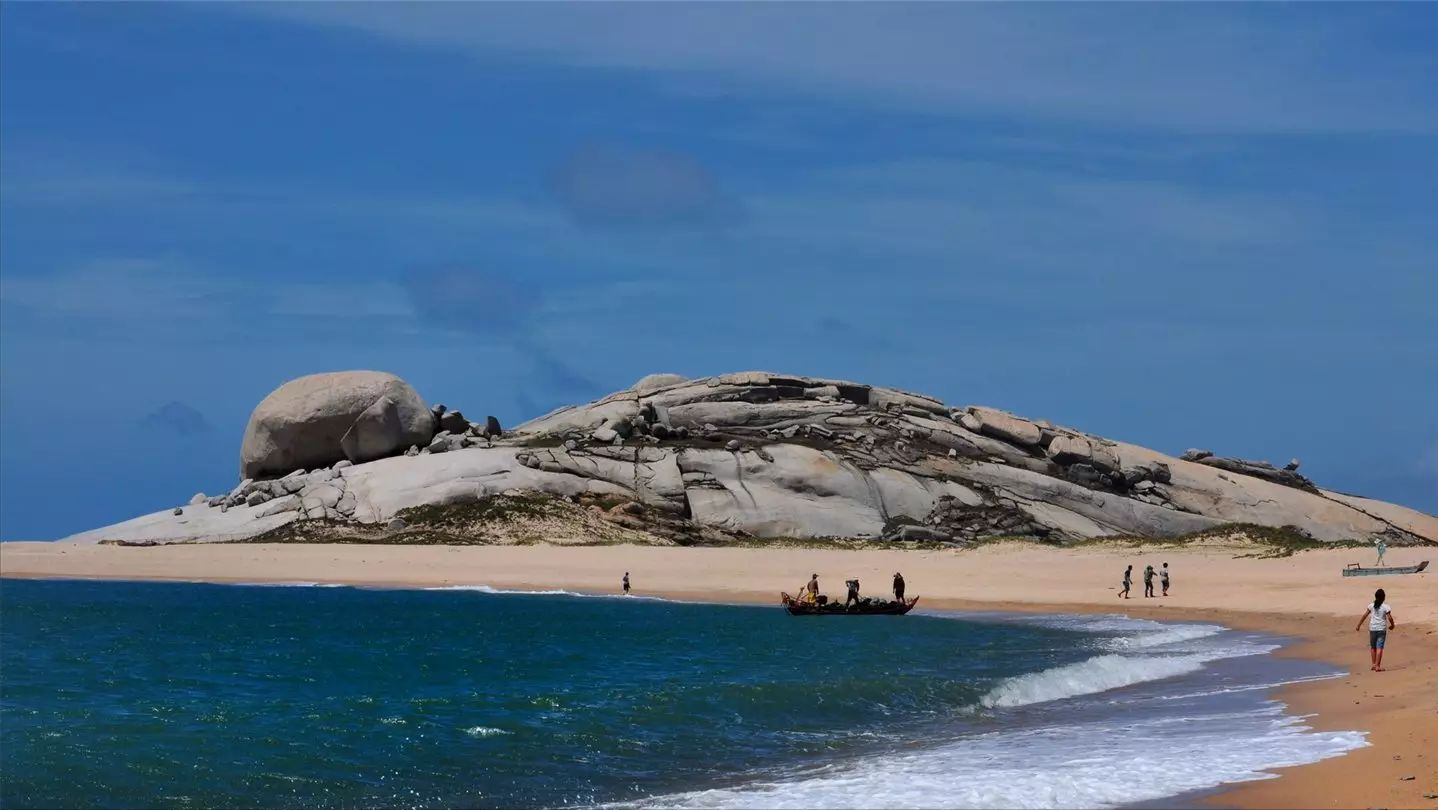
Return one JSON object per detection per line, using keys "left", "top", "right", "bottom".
{"left": 620, "top": 612, "right": 1366, "bottom": 810}
{"left": 425, "top": 585, "right": 688, "bottom": 603}
{"left": 628, "top": 706, "right": 1364, "bottom": 809}
{"left": 464, "top": 726, "right": 512, "bottom": 737}
{"left": 979, "top": 652, "right": 1211, "bottom": 708}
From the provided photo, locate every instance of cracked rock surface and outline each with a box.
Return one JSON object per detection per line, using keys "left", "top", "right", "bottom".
{"left": 66, "top": 370, "right": 1438, "bottom": 546}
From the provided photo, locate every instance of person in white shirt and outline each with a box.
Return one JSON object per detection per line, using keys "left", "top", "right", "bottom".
{"left": 1354, "top": 588, "right": 1396, "bottom": 672}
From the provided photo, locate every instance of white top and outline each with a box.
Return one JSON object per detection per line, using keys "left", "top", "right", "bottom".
{"left": 1368, "top": 603, "right": 1392, "bottom": 631}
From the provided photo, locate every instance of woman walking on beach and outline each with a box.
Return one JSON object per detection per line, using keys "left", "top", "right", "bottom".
{"left": 1355, "top": 588, "right": 1395, "bottom": 671}
{"left": 1119, "top": 566, "right": 1132, "bottom": 599}
{"left": 1161, "top": 563, "right": 1170, "bottom": 597}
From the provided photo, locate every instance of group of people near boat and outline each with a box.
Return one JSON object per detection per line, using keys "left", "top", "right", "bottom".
{"left": 1118, "top": 562, "right": 1170, "bottom": 599}
{"left": 621, "top": 560, "right": 1405, "bottom": 673}
{"left": 795, "top": 572, "right": 906, "bottom": 606}
{"left": 620, "top": 570, "right": 909, "bottom": 606}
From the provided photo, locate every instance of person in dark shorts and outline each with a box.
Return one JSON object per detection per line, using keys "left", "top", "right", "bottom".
{"left": 1161, "top": 563, "right": 1170, "bottom": 596}
{"left": 845, "top": 579, "right": 861, "bottom": 608}
{"left": 1143, "top": 564, "right": 1156, "bottom": 598}
{"left": 1119, "top": 565, "right": 1132, "bottom": 599}
{"left": 893, "top": 572, "right": 906, "bottom": 602}
{"left": 622, "top": 572, "right": 630, "bottom": 595}
{"left": 1355, "top": 588, "right": 1396, "bottom": 671}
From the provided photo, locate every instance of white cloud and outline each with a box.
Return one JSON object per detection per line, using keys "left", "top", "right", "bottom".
{"left": 737, "top": 157, "right": 1313, "bottom": 267}
{"left": 0, "top": 258, "right": 231, "bottom": 319}
{"left": 1420, "top": 442, "right": 1438, "bottom": 476}
{"left": 0, "top": 258, "right": 414, "bottom": 324}
{"left": 234, "top": 3, "right": 1437, "bottom": 133}
{"left": 266, "top": 282, "right": 415, "bottom": 319}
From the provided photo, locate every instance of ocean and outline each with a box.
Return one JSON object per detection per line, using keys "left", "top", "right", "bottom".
{"left": 0, "top": 579, "right": 1364, "bottom": 809}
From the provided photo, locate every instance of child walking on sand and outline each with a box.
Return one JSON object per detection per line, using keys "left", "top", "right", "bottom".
{"left": 1355, "top": 588, "right": 1396, "bottom": 671}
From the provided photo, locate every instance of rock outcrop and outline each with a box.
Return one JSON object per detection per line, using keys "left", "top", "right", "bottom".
{"left": 632, "top": 373, "right": 689, "bottom": 394}
{"left": 67, "top": 370, "right": 1438, "bottom": 547}
{"left": 239, "top": 371, "right": 434, "bottom": 478}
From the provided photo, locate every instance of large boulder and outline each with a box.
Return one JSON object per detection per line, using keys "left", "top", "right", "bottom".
{"left": 963, "top": 406, "right": 1043, "bottom": 447}
{"left": 1046, "top": 435, "right": 1093, "bottom": 465}
{"left": 632, "top": 373, "right": 688, "bottom": 394}
{"left": 239, "top": 371, "right": 434, "bottom": 478}
{"left": 339, "top": 396, "right": 404, "bottom": 465}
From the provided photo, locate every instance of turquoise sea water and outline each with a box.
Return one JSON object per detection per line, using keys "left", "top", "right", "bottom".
{"left": 0, "top": 579, "right": 1365, "bottom": 809}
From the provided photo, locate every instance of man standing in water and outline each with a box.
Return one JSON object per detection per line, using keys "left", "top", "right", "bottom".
{"left": 622, "top": 572, "right": 630, "bottom": 595}
{"left": 893, "top": 572, "right": 906, "bottom": 603}
{"left": 1120, "top": 565, "right": 1133, "bottom": 599}
{"left": 1161, "top": 563, "right": 1171, "bottom": 597}
{"left": 1143, "top": 564, "right": 1156, "bottom": 598}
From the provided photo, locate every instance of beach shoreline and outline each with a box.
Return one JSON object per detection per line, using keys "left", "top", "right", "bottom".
{"left": 3, "top": 540, "right": 1434, "bottom": 809}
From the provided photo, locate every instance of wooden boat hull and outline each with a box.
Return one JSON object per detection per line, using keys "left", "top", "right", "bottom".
{"left": 781, "top": 593, "right": 919, "bottom": 615}
{"left": 1342, "top": 561, "right": 1428, "bottom": 577}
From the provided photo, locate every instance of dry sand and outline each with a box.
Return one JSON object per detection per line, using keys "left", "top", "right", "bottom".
{"left": 3, "top": 539, "right": 1434, "bottom": 809}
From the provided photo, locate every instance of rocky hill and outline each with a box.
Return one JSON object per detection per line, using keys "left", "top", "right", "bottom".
{"left": 65, "top": 370, "right": 1438, "bottom": 547}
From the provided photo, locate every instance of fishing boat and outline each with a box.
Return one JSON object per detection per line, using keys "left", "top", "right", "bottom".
{"left": 780, "top": 592, "right": 919, "bottom": 615}
{"left": 1342, "top": 561, "right": 1428, "bottom": 577}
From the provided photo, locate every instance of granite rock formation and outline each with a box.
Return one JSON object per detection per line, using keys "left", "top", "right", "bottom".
{"left": 69, "top": 371, "right": 1438, "bottom": 547}
{"left": 239, "top": 371, "right": 435, "bottom": 478}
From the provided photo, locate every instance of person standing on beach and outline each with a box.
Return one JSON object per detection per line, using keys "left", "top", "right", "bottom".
{"left": 1161, "top": 563, "right": 1170, "bottom": 597}
{"left": 1143, "top": 564, "right": 1156, "bottom": 598}
{"left": 1375, "top": 538, "right": 1387, "bottom": 567}
{"left": 893, "top": 572, "right": 906, "bottom": 602}
{"left": 622, "top": 572, "right": 630, "bottom": 595}
{"left": 1355, "top": 588, "right": 1395, "bottom": 671}
{"left": 1120, "top": 566, "right": 1132, "bottom": 599}
{"left": 845, "top": 579, "right": 861, "bottom": 608}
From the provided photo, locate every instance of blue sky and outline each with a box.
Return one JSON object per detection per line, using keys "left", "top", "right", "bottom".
{"left": 2, "top": 3, "right": 1435, "bottom": 539}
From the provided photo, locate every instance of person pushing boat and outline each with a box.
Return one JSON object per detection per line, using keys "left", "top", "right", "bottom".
{"left": 845, "top": 578, "right": 861, "bottom": 608}
{"left": 893, "top": 572, "right": 905, "bottom": 602}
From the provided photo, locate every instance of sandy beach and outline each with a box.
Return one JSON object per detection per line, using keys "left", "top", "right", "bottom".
{"left": 3, "top": 539, "right": 1434, "bottom": 809}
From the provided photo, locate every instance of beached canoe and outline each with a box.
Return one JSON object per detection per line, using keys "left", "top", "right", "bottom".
{"left": 1341, "top": 561, "right": 1428, "bottom": 577}
{"left": 780, "top": 593, "right": 919, "bottom": 615}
